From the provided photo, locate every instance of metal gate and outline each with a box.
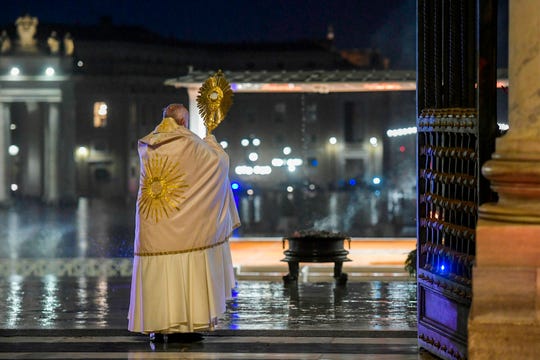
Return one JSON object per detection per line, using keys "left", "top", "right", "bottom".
{"left": 416, "top": 0, "right": 498, "bottom": 358}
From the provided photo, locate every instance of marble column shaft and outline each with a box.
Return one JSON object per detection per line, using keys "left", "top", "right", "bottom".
{"left": 469, "top": 1, "right": 540, "bottom": 358}
{"left": 43, "top": 102, "right": 59, "bottom": 204}
{"left": 480, "top": 0, "right": 540, "bottom": 220}
{"left": 0, "top": 103, "right": 10, "bottom": 204}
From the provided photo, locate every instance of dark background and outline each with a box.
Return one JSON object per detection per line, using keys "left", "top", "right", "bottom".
{"left": 2, "top": 0, "right": 416, "bottom": 69}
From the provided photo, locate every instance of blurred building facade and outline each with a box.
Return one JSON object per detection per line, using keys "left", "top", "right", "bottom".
{"left": 0, "top": 15, "right": 424, "bottom": 236}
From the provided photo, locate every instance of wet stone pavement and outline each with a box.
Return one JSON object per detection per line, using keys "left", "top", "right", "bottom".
{"left": 0, "top": 277, "right": 417, "bottom": 331}
{"left": 0, "top": 199, "right": 428, "bottom": 359}
{"left": 0, "top": 277, "right": 422, "bottom": 359}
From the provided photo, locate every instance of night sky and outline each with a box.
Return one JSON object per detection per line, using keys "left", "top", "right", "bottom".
{"left": 1, "top": 0, "right": 417, "bottom": 69}
{"left": 1, "top": 0, "right": 509, "bottom": 69}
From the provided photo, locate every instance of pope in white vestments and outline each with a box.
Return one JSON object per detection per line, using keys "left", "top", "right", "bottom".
{"left": 128, "top": 104, "right": 240, "bottom": 338}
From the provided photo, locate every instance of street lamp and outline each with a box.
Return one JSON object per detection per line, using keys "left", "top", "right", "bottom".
{"left": 10, "top": 67, "right": 20, "bottom": 76}
{"left": 75, "top": 146, "right": 90, "bottom": 196}
{"left": 8, "top": 145, "right": 19, "bottom": 156}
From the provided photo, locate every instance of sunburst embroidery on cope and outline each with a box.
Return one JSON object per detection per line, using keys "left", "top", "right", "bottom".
{"left": 138, "top": 156, "right": 188, "bottom": 223}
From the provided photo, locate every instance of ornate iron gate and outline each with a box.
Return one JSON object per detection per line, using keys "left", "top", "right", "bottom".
{"left": 416, "top": 0, "right": 498, "bottom": 359}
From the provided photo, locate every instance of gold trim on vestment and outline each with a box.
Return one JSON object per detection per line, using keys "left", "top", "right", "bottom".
{"left": 134, "top": 239, "right": 229, "bottom": 257}
{"left": 154, "top": 117, "right": 181, "bottom": 133}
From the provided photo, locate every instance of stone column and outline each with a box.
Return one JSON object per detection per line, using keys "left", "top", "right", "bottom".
{"left": 187, "top": 87, "right": 206, "bottom": 138}
{"left": 127, "top": 101, "right": 139, "bottom": 197}
{"left": 43, "top": 102, "right": 59, "bottom": 204}
{"left": 0, "top": 103, "right": 10, "bottom": 205}
{"left": 469, "top": 1, "right": 540, "bottom": 358}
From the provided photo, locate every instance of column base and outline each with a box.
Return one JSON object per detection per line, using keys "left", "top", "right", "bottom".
{"left": 468, "top": 321, "right": 540, "bottom": 359}
{"left": 480, "top": 202, "right": 540, "bottom": 223}
{"left": 470, "top": 219, "right": 540, "bottom": 359}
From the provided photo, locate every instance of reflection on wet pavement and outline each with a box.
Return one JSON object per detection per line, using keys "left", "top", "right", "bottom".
{"left": 0, "top": 199, "right": 135, "bottom": 259}
{"left": 0, "top": 276, "right": 416, "bottom": 331}
{"left": 223, "top": 281, "right": 417, "bottom": 331}
{"left": 0, "top": 276, "right": 129, "bottom": 329}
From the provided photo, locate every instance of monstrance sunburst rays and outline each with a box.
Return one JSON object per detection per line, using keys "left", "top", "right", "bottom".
{"left": 196, "top": 69, "right": 233, "bottom": 134}
{"left": 138, "top": 156, "right": 188, "bottom": 223}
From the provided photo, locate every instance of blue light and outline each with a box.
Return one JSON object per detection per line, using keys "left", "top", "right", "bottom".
{"left": 440, "top": 264, "right": 445, "bottom": 271}
{"left": 349, "top": 179, "right": 357, "bottom": 186}
{"left": 231, "top": 182, "right": 240, "bottom": 190}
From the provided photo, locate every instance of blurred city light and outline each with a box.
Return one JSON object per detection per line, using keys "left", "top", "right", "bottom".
{"left": 235, "top": 165, "right": 253, "bottom": 175}
{"left": 271, "top": 158, "right": 284, "bottom": 167}
{"left": 45, "top": 67, "right": 55, "bottom": 76}
{"left": 387, "top": 124, "right": 509, "bottom": 137}
{"left": 10, "top": 124, "right": 16, "bottom": 130}
{"left": 220, "top": 140, "right": 228, "bottom": 149}
{"left": 248, "top": 152, "right": 258, "bottom": 161}
{"left": 8, "top": 145, "right": 19, "bottom": 156}
{"left": 97, "top": 103, "right": 107, "bottom": 116}
{"left": 286, "top": 186, "right": 294, "bottom": 193}
{"left": 372, "top": 177, "right": 381, "bottom": 185}
{"left": 10, "top": 67, "right": 20, "bottom": 76}
{"left": 231, "top": 182, "right": 240, "bottom": 190}
{"left": 241, "top": 139, "right": 249, "bottom": 147}
{"left": 329, "top": 136, "right": 337, "bottom": 145}
{"left": 247, "top": 189, "right": 254, "bottom": 196}
{"left": 286, "top": 158, "right": 303, "bottom": 166}
{"left": 76, "top": 146, "right": 89, "bottom": 158}
{"left": 369, "top": 137, "right": 378, "bottom": 146}
{"left": 11, "top": 184, "right": 18, "bottom": 191}
{"left": 386, "top": 126, "right": 417, "bottom": 137}
{"left": 253, "top": 166, "right": 271, "bottom": 175}
{"left": 235, "top": 165, "right": 272, "bottom": 176}
{"left": 283, "top": 146, "right": 291, "bottom": 155}
{"left": 252, "top": 138, "right": 261, "bottom": 146}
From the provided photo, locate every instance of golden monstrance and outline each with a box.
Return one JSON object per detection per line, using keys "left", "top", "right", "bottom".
{"left": 196, "top": 70, "right": 234, "bottom": 134}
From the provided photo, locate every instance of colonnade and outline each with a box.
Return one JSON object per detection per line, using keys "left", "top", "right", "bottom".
{"left": 0, "top": 97, "right": 62, "bottom": 205}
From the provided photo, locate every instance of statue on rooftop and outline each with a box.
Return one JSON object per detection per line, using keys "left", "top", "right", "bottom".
{"left": 0, "top": 30, "right": 11, "bottom": 53}
{"left": 47, "top": 31, "right": 60, "bottom": 54}
{"left": 15, "top": 14, "right": 38, "bottom": 50}
{"left": 63, "top": 32, "right": 74, "bottom": 56}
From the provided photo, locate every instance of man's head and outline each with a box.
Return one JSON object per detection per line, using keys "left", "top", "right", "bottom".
{"left": 163, "top": 104, "right": 189, "bottom": 127}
